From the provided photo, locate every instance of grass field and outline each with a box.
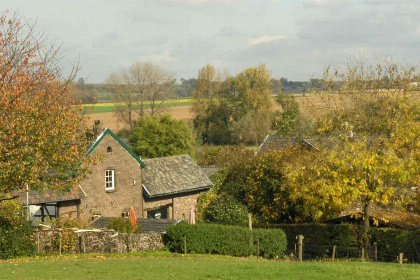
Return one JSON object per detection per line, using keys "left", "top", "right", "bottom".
{"left": 83, "top": 99, "right": 194, "bottom": 114}
{"left": 1, "top": 252, "right": 420, "bottom": 280}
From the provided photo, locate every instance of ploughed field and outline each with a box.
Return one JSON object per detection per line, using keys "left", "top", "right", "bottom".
{"left": 1, "top": 252, "right": 419, "bottom": 280}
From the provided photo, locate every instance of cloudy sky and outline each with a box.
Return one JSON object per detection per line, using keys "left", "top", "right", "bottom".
{"left": 3, "top": 0, "right": 420, "bottom": 83}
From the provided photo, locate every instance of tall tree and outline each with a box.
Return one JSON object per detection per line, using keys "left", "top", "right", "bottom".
{"left": 286, "top": 58, "right": 420, "bottom": 255}
{"left": 107, "top": 62, "right": 175, "bottom": 129}
{"left": 0, "top": 12, "right": 90, "bottom": 196}
{"left": 192, "top": 64, "right": 274, "bottom": 145}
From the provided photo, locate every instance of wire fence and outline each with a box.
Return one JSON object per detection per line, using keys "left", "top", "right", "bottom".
{"left": 286, "top": 242, "right": 420, "bottom": 263}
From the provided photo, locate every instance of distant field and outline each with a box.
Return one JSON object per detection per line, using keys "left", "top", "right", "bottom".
{"left": 1, "top": 252, "right": 419, "bottom": 280}
{"left": 83, "top": 99, "right": 194, "bottom": 114}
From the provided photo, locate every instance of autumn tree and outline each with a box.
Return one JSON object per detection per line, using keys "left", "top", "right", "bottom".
{"left": 286, "top": 58, "right": 420, "bottom": 255}
{"left": 107, "top": 62, "right": 175, "bottom": 129}
{"left": 0, "top": 12, "right": 90, "bottom": 197}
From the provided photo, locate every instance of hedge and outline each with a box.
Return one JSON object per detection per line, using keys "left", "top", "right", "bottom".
{"left": 165, "top": 223, "right": 287, "bottom": 259}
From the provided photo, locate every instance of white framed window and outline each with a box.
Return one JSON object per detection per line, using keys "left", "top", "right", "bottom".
{"left": 105, "top": 169, "right": 115, "bottom": 191}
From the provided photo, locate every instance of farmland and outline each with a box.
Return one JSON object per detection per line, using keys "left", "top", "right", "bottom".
{"left": 1, "top": 252, "right": 419, "bottom": 280}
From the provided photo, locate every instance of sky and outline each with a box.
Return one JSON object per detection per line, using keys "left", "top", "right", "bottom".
{"left": 3, "top": 0, "right": 420, "bottom": 83}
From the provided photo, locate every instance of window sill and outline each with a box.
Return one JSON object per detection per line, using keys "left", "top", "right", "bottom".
{"left": 106, "top": 189, "right": 116, "bottom": 193}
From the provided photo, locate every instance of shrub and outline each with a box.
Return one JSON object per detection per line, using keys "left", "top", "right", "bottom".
{"left": 165, "top": 222, "right": 286, "bottom": 259}
{"left": 107, "top": 218, "right": 138, "bottom": 233}
{"left": 203, "top": 195, "right": 249, "bottom": 226}
{"left": 370, "top": 228, "right": 420, "bottom": 262}
{"left": 0, "top": 200, "right": 35, "bottom": 259}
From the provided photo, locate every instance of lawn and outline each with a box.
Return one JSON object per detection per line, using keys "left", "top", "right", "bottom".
{"left": 83, "top": 99, "right": 194, "bottom": 113}
{"left": 1, "top": 252, "right": 419, "bottom": 280}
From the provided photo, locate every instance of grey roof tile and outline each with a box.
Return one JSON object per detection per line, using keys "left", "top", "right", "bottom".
{"left": 142, "top": 154, "right": 213, "bottom": 197}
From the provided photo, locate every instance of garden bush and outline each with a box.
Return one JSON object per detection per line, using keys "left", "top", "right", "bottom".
{"left": 107, "top": 218, "right": 138, "bottom": 233}
{"left": 203, "top": 195, "right": 249, "bottom": 226}
{"left": 165, "top": 222, "right": 287, "bottom": 259}
{"left": 0, "top": 200, "right": 35, "bottom": 259}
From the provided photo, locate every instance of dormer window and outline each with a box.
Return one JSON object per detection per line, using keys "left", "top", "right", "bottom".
{"left": 106, "top": 146, "right": 112, "bottom": 153}
{"left": 105, "top": 170, "right": 115, "bottom": 191}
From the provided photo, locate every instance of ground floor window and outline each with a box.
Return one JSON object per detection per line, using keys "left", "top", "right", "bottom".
{"left": 147, "top": 207, "right": 168, "bottom": 219}
{"left": 30, "top": 203, "right": 57, "bottom": 221}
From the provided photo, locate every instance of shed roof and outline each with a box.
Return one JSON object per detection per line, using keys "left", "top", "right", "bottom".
{"left": 258, "top": 135, "right": 314, "bottom": 153}
{"left": 14, "top": 186, "right": 86, "bottom": 205}
{"left": 142, "top": 154, "right": 213, "bottom": 198}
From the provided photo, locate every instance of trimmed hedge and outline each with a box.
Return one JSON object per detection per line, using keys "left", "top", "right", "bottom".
{"left": 270, "top": 223, "right": 362, "bottom": 249}
{"left": 165, "top": 223, "right": 287, "bottom": 259}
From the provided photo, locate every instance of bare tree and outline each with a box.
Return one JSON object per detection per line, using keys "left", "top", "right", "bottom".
{"left": 106, "top": 62, "right": 175, "bottom": 129}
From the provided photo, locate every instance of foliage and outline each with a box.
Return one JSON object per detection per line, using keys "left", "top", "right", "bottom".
{"left": 50, "top": 230, "right": 77, "bottom": 253}
{"left": 0, "top": 200, "right": 35, "bottom": 258}
{"left": 175, "top": 78, "right": 197, "bottom": 98}
{"left": 0, "top": 12, "right": 90, "bottom": 194}
{"left": 196, "top": 186, "right": 218, "bottom": 223}
{"left": 203, "top": 195, "right": 249, "bottom": 226}
{"left": 274, "top": 93, "right": 311, "bottom": 135}
{"left": 107, "top": 218, "right": 138, "bottom": 233}
{"left": 219, "top": 149, "right": 308, "bottom": 223}
{"left": 370, "top": 228, "right": 420, "bottom": 263}
{"left": 285, "top": 58, "right": 420, "bottom": 253}
{"left": 129, "top": 115, "right": 195, "bottom": 158}
{"left": 192, "top": 64, "right": 273, "bottom": 145}
{"left": 269, "top": 223, "right": 362, "bottom": 253}
{"left": 106, "top": 62, "right": 175, "bottom": 128}
{"left": 48, "top": 217, "right": 87, "bottom": 229}
{"left": 165, "top": 222, "right": 287, "bottom": 258}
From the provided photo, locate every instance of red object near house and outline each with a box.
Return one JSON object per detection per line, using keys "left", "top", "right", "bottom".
{"left": 129, "top": 206, "right": 137, "bottom": 229}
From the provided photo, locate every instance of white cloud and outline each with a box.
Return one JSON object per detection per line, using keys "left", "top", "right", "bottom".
{"left": 138, "top": 51, "right": 177, "bottom": 63}
{"left": 248, "top": 35, "right": 285, "bottom": 46}
{"left": 304, "top": 0, "right": 343, "bottom": 7}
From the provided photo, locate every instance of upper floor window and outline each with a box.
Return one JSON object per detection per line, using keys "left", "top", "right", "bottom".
{"left": 105, "top": 170, "right": 115, "bottom": 191}
{"left": 106, "top": 146, "right": 112, "bottom": 153}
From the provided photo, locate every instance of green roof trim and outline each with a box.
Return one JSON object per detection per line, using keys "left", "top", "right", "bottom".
{"left": 85, "top": 128, "right": 146, "bottom": 168}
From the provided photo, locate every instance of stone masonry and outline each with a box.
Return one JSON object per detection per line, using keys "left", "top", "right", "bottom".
{"left": 34, "top": 229, "right": 164, "bottom": 254}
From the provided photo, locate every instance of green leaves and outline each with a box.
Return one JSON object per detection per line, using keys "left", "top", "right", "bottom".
{"left": 129, "top": 115, "right": 194, "bottom": 158}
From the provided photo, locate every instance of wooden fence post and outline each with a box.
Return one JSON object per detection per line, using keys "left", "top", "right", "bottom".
{"left": 256, "top": 238, "right": 260, "bottom": 260}
{"left": 37, "top": 232, "right": 40, "bottom": 254}
{"left": 399, "top": 253, "right": 403, "bottom": 264}
{"left": 361, "top": 248, "right": 364, "bottom": 260}
{"left": 183, "top": 236, "right": 187, "bottom": 254}
{"left": 59, "top": 232, "right": 62, "bottom": 255}
{"left": 297, "top": 235, "right": 304, "bottom": 262}
{"left": 373, "top": 242, "right": 377, "bottom": 261}
{"left": 332, "top": 245, "right": 336, "bottom": 262}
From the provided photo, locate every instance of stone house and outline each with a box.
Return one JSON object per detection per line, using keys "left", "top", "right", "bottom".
{"left": 19, "top": 128, "right": 213, "bottom": 223}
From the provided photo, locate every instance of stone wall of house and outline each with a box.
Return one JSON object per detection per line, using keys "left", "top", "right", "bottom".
{"left": 173, "top": 191, "right": 201, "bottom": 221}
{"left": 79, "top": 134, "right": 143, "bottom": 221}
{"left": 143, "top": 190, "right": 203, "bottom": 220}
{"left": 58, "top": 200, "right": 80, "bottom": 219}
{"left": 34, "top": 229, "right": 164, "bottom": 254}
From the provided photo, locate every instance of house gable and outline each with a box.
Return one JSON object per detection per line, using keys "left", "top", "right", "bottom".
{"left": 86, "top": 128, "right": 146, "bottom": 168}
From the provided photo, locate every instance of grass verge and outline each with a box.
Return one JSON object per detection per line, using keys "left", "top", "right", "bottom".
{"left": 1, "top": 251, "right": 419, "bottom": 280}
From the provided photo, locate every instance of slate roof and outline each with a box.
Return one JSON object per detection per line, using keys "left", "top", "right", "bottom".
{"left": 14, "top": 186, "right": 86, "bottom": 205}
{"left": 142, "top": 154, "right": 213, "bottom": 198}
{"left": 258, "top": 134, "right": 314, "bottom": 153}
{"left": 90, "top": 217, "right": 178, "bottom": 233}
